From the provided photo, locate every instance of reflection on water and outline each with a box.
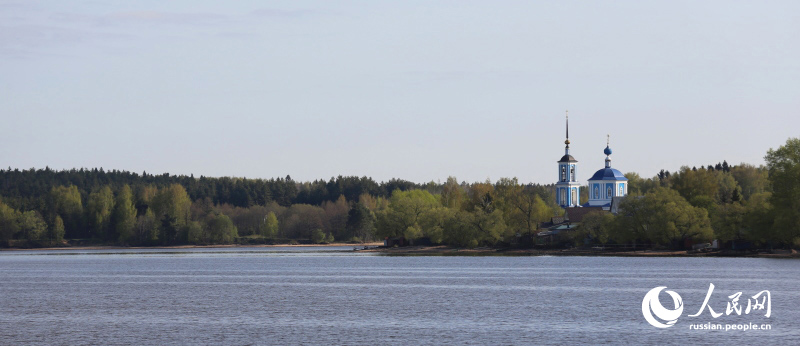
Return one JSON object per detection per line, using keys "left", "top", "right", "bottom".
{"left": 0, "top": 248, "right": 798, "bottom": 345}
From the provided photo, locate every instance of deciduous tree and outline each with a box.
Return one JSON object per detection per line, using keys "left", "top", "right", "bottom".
{"left": 615, "top": 188, "right": 713, "bottom": 248}
{"left": 263, "top": 211, "right": 279, "bottom": 239}
{"left": 113, "top": 185, "right": 137, "bottom": 244}
{"left": 87, "top": 186, "right": 115, "bottom": 240}
{"left": 375, "top": 189, "right": 439, "bottom": 239}
{"left": 764, "top": 138, "right": 800, "bottom": 246}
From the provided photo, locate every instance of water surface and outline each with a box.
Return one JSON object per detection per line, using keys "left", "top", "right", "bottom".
{"left": 1, "top": 247, "right": 797, "bottom": 345}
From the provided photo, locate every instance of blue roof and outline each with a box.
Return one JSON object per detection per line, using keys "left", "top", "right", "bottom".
{"left": 588, "top": 167, "right": 628, "bottom": 181}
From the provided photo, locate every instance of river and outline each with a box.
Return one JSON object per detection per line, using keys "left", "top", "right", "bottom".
{"left": 1, "top": 247, "right": 798, "bottom": 345}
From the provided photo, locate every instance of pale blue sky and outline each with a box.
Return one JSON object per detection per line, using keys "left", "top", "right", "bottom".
{"left": 2, "top": 0, "right": 798, "bottom": 184}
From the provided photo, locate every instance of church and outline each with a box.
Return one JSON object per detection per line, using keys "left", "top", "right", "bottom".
{"left": 555, "top": 113, "right": 627, "bottom": 210}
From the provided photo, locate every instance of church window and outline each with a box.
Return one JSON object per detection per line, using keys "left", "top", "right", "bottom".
{"left": 571, "top": 189, "right": 577, "bottom": 206}
{"left": 619, "top": 185, "right": 624, "bottom": 195}
{"left": 560, "top": 189, "right": 566, "bottom": 204}
{"left": 570, "top": 166, "right": 575, "bottom": 182}
{"left": 561, "top": 166, "right": 566, "bottom": 182}
{"left": 594, "top": 185, "right": 599, "bottom": 199}
{"left": 607, "top": 186, "right": 613, "bottom": 198}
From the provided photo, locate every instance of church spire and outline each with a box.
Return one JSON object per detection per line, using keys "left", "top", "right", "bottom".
{"left": 564, "top": 110, "right": 570, "bottom": 155}
{"left": 604, "top": 134, "right": 612, "bottom": 168}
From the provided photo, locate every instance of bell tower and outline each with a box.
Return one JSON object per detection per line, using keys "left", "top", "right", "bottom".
{"left": 556, "top": 111, "right": 581, "bottom": 208}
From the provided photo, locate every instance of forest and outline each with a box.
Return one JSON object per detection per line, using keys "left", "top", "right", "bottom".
{"left": 1, "top": 137, "right": 798, "bottom": 250}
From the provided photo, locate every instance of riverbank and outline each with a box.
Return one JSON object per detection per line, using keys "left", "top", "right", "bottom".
{"left": 3, "top": 243, "right": 797, "bottom": 258}
{"left": 360, "top": 245, "right": 800, "bottom": 258}
{"left": 0, "top": 242, "right": 384, "bottom": 251}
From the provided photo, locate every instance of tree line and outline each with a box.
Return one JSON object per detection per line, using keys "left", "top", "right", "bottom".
{"left": 1, "top": 138, "right": 799, "bottom": 250}
{"left": 575, "top": 140, "right": 798, "bottom": 250}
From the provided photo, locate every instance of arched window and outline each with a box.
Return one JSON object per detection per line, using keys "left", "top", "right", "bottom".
{"left": 594, "top": 185, "right": 599, "bottom": 199}
{"left": 570, "top": 166, "right": 575, "bottom": 182}
{"left": 571, "top": 189, "right": 577, "bottom": 206}
{"left": 619, "top": 184, "right": 624, "bottom": 195}
{"left": 561, "top": 166, "right": 566, "bottom": 182}
{"left": 560, "top": 189, "right": 566, "bottom": 204}
{"left": 607, "top": 186, "right": 613, "bottom": 198}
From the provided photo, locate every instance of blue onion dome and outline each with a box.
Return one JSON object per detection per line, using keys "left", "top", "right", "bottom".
{"left": 604, "top": 146, "right": 612, "bottom": 156}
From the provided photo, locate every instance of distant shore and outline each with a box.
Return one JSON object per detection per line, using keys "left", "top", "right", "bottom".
{"left": 359, "top": 245, "right": 800, "bottom": 258}
{"left": 3, "top": 243, "right": 798, "bottom": 258}
{"left": 0, "top": 242, "right": 384, "bottom": 251}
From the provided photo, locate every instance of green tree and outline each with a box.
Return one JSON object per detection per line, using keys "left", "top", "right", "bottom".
{"left": 743, "top": 192, "right": 775, "bottom": 246}
{"left": 716, "top": 172, "right": 742, "bottom": 204}
{"left": 471, "top": 208, "right": 508, "bottom": 244}
{"left": 47, "top": 215, "right": 65, "bottom": 245}
{"left": 576, "top": 211, "right": 615, "bottom": 245}
{"left": 440, "top": 176, "right": 464, "bottom": 209}
{"left": 49, "top": 185, "right": 83, "bottom": 238}
{"left": 282, "top": 204, "right": 328, "bottom": 239}
{"left": 671, "top": 167, "right": 718, "bottom": 202}
{"left": 0, "top": 202, "right": 20, "bottom": 245}
{"left": 689, "top": 195, "right": 718, "bottom": 223}
{"left": 87, "top": 186, "right": 115, "bottom": 240}
{"left": 135, "top": 208, "right": 158, "bottom": 244}
{"left": 17, "top": 210, "right": 47, "bottom": 242}
{"left": 322, "top": 195, "right": 349, "bottom": 240}
{"left": 495, "top": 179, "right": 553, "bottom": 239}
{"left": 375, "top": 189, "right": 440, "bottom": 239}
{"left": 615, "top": 188, "right": 713, "bottom": 249}
{"left": 159, "top": 215, "right": 179, "bottom": 244}
{"left": 311, "top": 229, "right": 326, "bottom": 244}
{"left": 625, "top": 172, "right": 658, "bottom": 196}
{"left": 464, "top": 181, "right": 495, "bottom": 214}
{"left": 346, "top": 202, "right": 376, "bottom": 242}
{"left": 113, "top": 185, "right": 137, "bottom": 244}
{"left": 441, "top": 208, "right": 506, "bottom": 247}
{"left": 418, "top": 207, "right": 454, "bottom": 244}
{"left": 494, "top": 178, "right": 523, "bottom": 228}
{"left": 206, "top": 213, "right": 238, "bottom": 244}
{"left": 151, "top": 184, "right": 192, "bottom": 228}
{"left": 712, "top": 202, "right": 747, "bottom": 243}
{"left": 358, "top": 193, "right": 389, "bottom": 212}
{"left": 730, "top": 163, "right": 769, "bottom": 200}
{"left": 442, "top": 210, "right": 481, "bottom": 248}
{"left": 263, "top": 211, "right": 279, "bottom": 239}
{"left": 404, "top": 225, "right": 423, "bottom": 240}
{"left": 764, "top": 138, "right": 800, "bottom": 247}
{"left": 184, "top": 221, "right": 204, "bottom": 244}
